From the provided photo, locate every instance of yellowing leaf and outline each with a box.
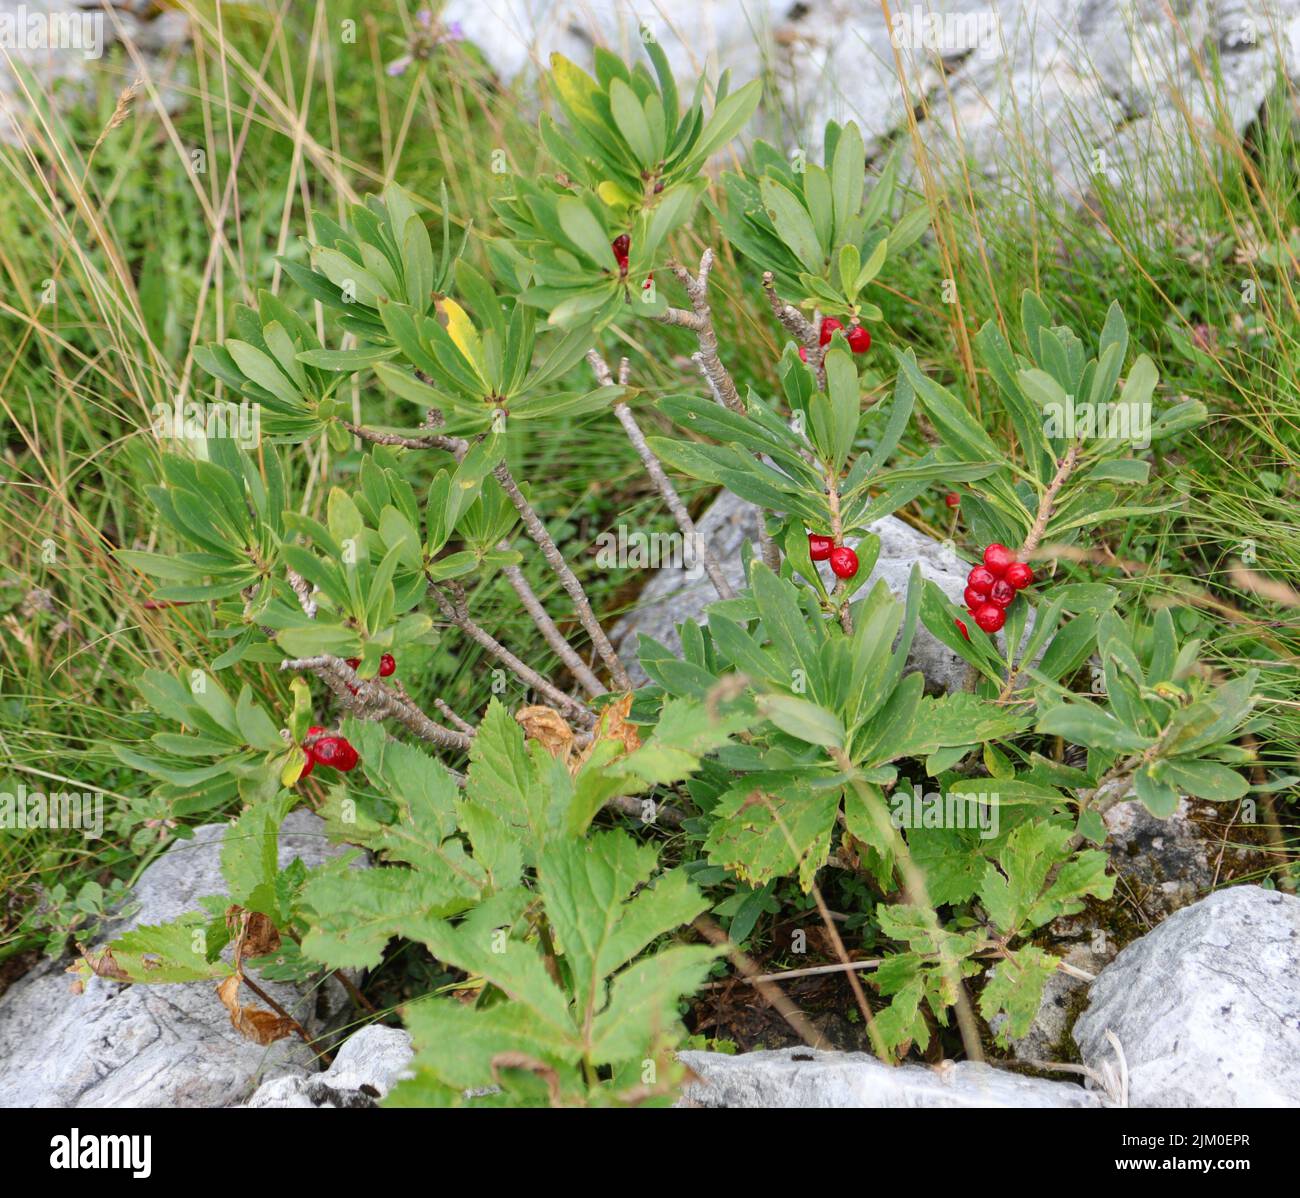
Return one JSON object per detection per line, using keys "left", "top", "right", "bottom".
{"left": 597, "top": 181, "right": 638, "bottom": 209}
{"left": 281, "top": 747, "right": 311, "bottom": 788}
{"left": 440, "top": 298, "right": 482, "bottom": 368}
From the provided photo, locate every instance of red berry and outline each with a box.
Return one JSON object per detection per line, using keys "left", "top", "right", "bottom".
{"left": 989, "top": 579, "right": 1016, "bottom": 607}
{"left": 299, "top": 752, "right": 315, "bottom": 779}
{"left": 345, "top": 657, "right": 361, "bottom": 669}
{"left": 973, "top": 603, "right": 1005, "bottom": 633}
{"left": 967, "top": 566, "right": 997, "bottom": 594}
{"left": 611, "top": 234, "right": 630, "bottom": 272}
{"left": 808, "top": 533, "right": 834, "bottom": 561}
{"left": 963, "top": 585, "right": 987, "bottom": 609}
{"left": 983, "top": 543, "right": 1015, "bottom": 575}
{"left": 379, "top": 653, "right": 396, "bottom": 677}
{"left": 307, "top": 725, "right": 324, "bottom": 739}
{"left": 954, "top": 617, "right": 970, "bottom": 641}
{"left": 945, "top": 492, "right": 960, "bottom": 508}
{"left": 312, "top": 735, "right": 359, "bottom": 772}
{"left": 819, "top": 317, "right": 843, "bottom": 347}
{"left": 829, "top": 546, "right": 859, "bottom": 579}
{"left": 1004, "top": 562, "right": 1034, "bottom": 589}
{"left": 846, "top": 324, "right": 871, "bottom": 354}
{"left": 798, "top": 346, "right": 809, "bottom": 362}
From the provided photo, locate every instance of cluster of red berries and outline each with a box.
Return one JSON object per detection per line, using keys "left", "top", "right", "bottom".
{"left": 808, "top": 533, "right": 859, "bottom": 580}
{"left": 798, "top": 317, "right": 871, "bottom": 362}
{"left": 299, "top": 726, "right": 359, "bottom": 777}
{"left": 347, "top": 653, "right": 396, "bottom": 677}
{"left": 954, "top": 544, "right": 1034, "bottom": 639}
{"left": 344, "top": 652, "right": 395, "bottom": 695}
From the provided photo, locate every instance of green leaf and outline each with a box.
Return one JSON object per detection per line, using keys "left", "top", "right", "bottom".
{"left": 538, "top": 832, "right": 709, "bottom": 1025}
{"left": 1159, "top": 757, "right": 1249, "bottom": 802}
{"left": 760, "top": 176, "right": 823, "bottom": 272}
{"left": 1036, "top": 701, "right": 1153, "bottom": 753}
{"left": 755, "top": 694, "right": 844, "bottom": 749}
{"left": 981, "top": 945, "right": 1060, "bottom": 1046}
{"left": 830, "top": 120, "right": 865, "bottom": 241}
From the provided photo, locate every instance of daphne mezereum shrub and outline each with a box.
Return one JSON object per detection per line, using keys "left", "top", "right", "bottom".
{"left": 97, "top": 42, "right": 1258, "bottom": 1105}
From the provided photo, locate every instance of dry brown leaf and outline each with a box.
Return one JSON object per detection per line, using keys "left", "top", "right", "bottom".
{"left": 74, "top": 946, "right": 131, "bottom": 983}
{"left": 216, "top": 974, "right": 299, "bottom": 1046}
{"left": 574, "top": 692, "right": 641, "bottom": 772}
{"left": 226, "top": 906, "right": 283, "bottom": 963}
{"left": 516, "top": 705, "right": 575, "bottom": 764}
{"left": 242, "top": 912, "right": 282, "bottom": 957}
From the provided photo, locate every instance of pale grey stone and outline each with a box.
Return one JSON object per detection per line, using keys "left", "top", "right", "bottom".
{"left": 0, "top": 3, "right": 190, "bottom": 144}
{"left": 244, "top": 1025, "right": 415, "bottom": 1108}
{"left": 0, "top": 810, "right": 357, "bottom": 1108}
{"left": 443, "top": 0, "right": 1300, "bottom": 206}
{"left": 677, "top": 1046, "right": 1102, "bottom": 1107}
{"left": 1074, "top": 885, "right": 1300, "bottom": 1106}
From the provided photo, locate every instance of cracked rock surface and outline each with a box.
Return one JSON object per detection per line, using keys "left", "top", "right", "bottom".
{"left": 677, "top": 1046, "right": 1102, "bottom": 1107}
{"left": 445, "top": 0, "right": 1300, "bottom": 204}
{"left": 0, "top": 810, "right": 355, "bottom": 1108}
{"left": 1073, "top": 885, "right": 1300, "bottom": 1106}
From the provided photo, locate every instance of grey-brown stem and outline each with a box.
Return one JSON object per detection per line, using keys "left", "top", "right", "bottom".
{"left": 346, "top": 418, "right": 626, "bottom": 693}
{"left": 656, "top": 249, "right": 744, "bottom": 416}
{"left": 279, "top": 655, "right": 473, "bottom": 756}
{"left": 587, "top": 349, "right": 736, "bottom": 602}
{"left": 431, "top": 584, "right": 598, "bottom": 726}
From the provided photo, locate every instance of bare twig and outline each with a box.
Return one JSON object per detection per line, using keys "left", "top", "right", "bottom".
{"left": 587, "top": 349, "right": 735, "bottom": 602}
{"left": 501, "top": 562, "right": 606, "bottom": 698}
{"left": 342, "top": 420, "right": 458, "bottom": 451}
{"left": 656, "top": 249, "right": 743, "bottom": 415}
{"left": 762, "top": 270, "right": 824, "bottom": 387}
{"left": 604, "top": 793, "right": 686, "bottom": 828}
{"left": 433, "top": 697, "right": 478, "bottom": 736}
{"left": 692, "top": 915, "right": 826, "bottom": 1050}
{"left": 278, "top": 655, "right": 473, "bottom": 758}
{"left": 431, "top": 584, "right": 597, "bottom": 727}
{"left": 762, "top": 269, "right": 817, "bottom": 344}
{"left": 1020, "top": 441, "right": 1080, "bottom": 558}
{"left": 488, "top": 458, "right": 633, "bottom": 691}
{"left": 286, "top": 569, "right": 317, "bottom": 619}
{"left": 345, "top": 418, "right": 626, "bottom": 692}
{"left": 651, "top": 251, "right": 780, "bottom": 572}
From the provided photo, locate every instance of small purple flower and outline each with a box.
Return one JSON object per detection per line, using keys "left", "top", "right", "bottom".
{"left": 387, "top": 54, "right": 413, "bottom": 77}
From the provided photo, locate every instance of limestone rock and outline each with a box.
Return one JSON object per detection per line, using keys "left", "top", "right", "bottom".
{"left": 0, "top": 810, "right": 357, "bottom": 1108}
{"left": 677, "top": 1046, "right": 1102, "bottom": 1107}
{"left": 1074, "top": 885, "right": 1300, "bottom": 1106}
{"left": 244, "top": 1025, "right": 415, "bottom": 1108}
